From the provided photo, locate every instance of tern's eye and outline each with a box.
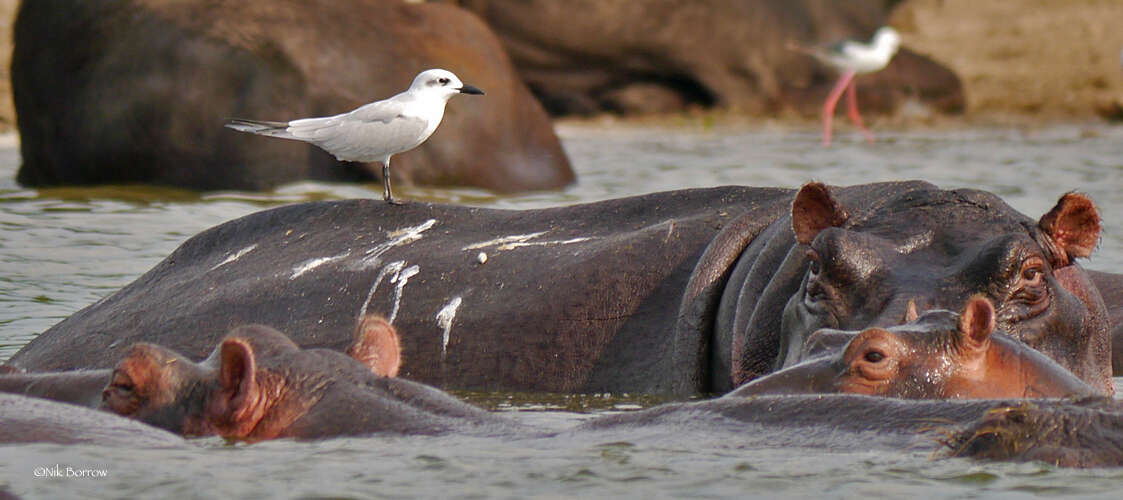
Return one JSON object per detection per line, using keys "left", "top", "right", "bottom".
{"left": 438, "top": 77, "right": 450, "bottom": 85}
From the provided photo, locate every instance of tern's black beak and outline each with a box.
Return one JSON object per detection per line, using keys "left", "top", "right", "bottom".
{"left": 458, "top": 84, "right": 485, "bottom": 95}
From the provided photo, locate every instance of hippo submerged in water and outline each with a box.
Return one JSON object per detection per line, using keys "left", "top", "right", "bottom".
{"left": 100, "top": 317, "right": 511, "bottom": 441}
{"left": 5, "top": 318, "right": 1122, "bottom": 467}
{"left": 7, "top": 181, "right": 1121, "bottom": 395}
{"left": 732, "top": 296, "right": 1098, "bottom": 399}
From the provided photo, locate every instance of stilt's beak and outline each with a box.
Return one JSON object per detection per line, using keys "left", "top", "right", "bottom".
{"left": 458, "top": 84, "right": 485, "bottom": 95}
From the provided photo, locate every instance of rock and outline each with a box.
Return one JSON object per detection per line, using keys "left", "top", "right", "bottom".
{"left": 11, "top": 0, "right": 574, "bottom": 192}
{"left": 458, "top": 0, "right": 964, "bottom": 116}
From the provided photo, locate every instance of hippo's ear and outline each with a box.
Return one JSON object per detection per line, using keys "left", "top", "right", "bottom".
{"left": 791, "top": 182, "right": 849, "bottom": 245}
{"left": 347, "top": 315, "right": 403, "bottom": 377}
{"left": 957, "top": 296, "right": 996, "bottom": 352}
{"left": 214, "top": 338, "right": 264, "bottom": 438}
{"left": 1038, "top": 192, "right": 1100, "bottom": 266}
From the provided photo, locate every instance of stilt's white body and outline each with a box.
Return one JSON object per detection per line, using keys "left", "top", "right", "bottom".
{"left": 799, "top": 27, "right": 900, "bottom": 147}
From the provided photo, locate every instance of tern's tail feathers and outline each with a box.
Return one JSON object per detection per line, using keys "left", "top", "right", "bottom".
{"left": 225, "top": 118, "right": 296, "bottom": 138}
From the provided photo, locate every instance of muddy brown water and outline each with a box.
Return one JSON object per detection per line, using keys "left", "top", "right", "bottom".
{"left": 2, "top": 123, "right": 1123, "bottom": 498}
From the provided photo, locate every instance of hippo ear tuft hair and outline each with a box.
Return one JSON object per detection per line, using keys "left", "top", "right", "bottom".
{"left": 1038, "top": 192, "right": 1100, "bottom": 266}
{"left": 791, "top": 182, "right": 850, "bottom": 245}
{"left": 958, "top": 295, "right": 995, "bottom": 351}
{"left": 347, "top": 315, "right": 403, "bottom": 377}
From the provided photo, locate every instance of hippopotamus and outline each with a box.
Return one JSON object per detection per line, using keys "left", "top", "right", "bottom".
{"left": 0, "top": 393, "right": 183, "bottom": 447}
{"left": 100, "top": 318, "right": 511, "bottom": 441}
{"left": 0, "top": 315, "right": 403, "bottom": 410}
{"left": 731, "top": 296, "right": 1097, "bottom": 399}
{"left": 95, "top": 324, "right": 1123, "bottom": 467}
{"left": 8, "top": 181, "right": 1120, "bottom": 395}
{"left": 943, "top": 397, "right": 1123, "bottom": 467}
{"left": 9, "top": 319, "right": 1123, "bottom": 467}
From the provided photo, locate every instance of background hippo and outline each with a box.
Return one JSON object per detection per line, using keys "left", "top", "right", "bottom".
{"left": 8, "top": 182, "right": 1120, "bottom": 396}
{"left": 732, "top": 296, "right": 1098, "bottom": 399}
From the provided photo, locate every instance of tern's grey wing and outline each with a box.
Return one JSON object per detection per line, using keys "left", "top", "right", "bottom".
{"left": 346, "top": 96, "right": 412, "bottom": 123}
{"left": 301, "top": 114, "right": 431, "bottom": 163}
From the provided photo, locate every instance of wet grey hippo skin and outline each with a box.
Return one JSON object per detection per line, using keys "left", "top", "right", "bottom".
{"left": 0, "top": 393, "right": 183, "bottom": 447}
{"left": 92, "top": 330, "right": 1123, "bottom": 467}
{"left": 5, "top": 321, "right": 1123, "bottom": 468}
{"left": 9, "top": 182, "right": 1122, "bottom": 395}
{"left": 732, "top": 296, "right": 1098, "bottom": 399}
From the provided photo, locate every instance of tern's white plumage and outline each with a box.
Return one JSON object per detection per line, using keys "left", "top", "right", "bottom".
{"left": 226, "top": 68, "right": 484, "bottom": 204}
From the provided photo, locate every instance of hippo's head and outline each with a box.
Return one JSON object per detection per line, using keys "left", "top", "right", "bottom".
{"left": 733, "top": 296, "right": 1097, "bottom": 399}
{"left": 101, "top": 316, "right": 402, "bottom": 440}
{"left": 733, "top": 182, "right": 1113, "bottom": 395}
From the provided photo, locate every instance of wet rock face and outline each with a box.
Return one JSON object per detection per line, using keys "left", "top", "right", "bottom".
{"left": 459, "top": 0, "right": 963, "bottom": 116}
{"left": 11, "top": 0, "right": 573, "bottom": 192}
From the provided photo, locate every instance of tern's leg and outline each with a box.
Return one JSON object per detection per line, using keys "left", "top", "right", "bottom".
{"left": 381, "top": 161, "right": 404, "bottom": 205}
{"left": 845, "top": 79, "right": 874, "bottom": 143}
{"left": 822, "top": 71, "right": 855, "bottom": 147}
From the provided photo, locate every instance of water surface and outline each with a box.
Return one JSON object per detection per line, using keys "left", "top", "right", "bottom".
{"left": 2, "top": 123, "right": 1123, "bottom": 498}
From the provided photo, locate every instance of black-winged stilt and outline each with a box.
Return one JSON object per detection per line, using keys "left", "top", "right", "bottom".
{"left": 793, "top": 27, "right": 900, "bottom": 146}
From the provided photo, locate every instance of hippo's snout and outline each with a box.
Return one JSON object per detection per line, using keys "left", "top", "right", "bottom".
{"left": 731, "top": 357, "right": 840, "bottom": 397}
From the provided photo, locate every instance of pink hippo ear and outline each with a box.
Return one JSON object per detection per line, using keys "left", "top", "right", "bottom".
{"left": 957, "top": 296, "right": 996, "bottom": 352}
{"left": 1038, "top": 192, "right": 1101, "bottom": 267}
{"left": 347, "top": 315, "right": 403, "bottom": 377}
{"left": 791, "top": 182, "right": 850, "bottom": 245}
{"left": 213, "top": 338, "right": 265, "bottom": 439}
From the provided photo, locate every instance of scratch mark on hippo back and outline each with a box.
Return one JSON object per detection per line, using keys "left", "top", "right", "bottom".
{"left": 210, "top": 244, "right": 259, "bottom": 271}
{"left": 357, "top": 261, "right": 405, "bottom": 322}
{"left": 350, "top": 219, "right": 437, "bottom": 271}
{"left": 462, "top": 231, "right": 593, "bottom": 252}
{"left": 435, "top": 296, "right": 463, "bottom": 362}
{"left": 290, "top": 250, "right": 352, "bottom": 279}
{"left": 388, "top": 264, "right": 419, "bottom": 323}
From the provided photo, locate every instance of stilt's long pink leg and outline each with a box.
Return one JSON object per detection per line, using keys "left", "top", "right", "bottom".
{"left": 822, "top": 71, "right": 856, "bottom": 147}
{"left": 846, "top": 80, "right": 874, "bottom": 143}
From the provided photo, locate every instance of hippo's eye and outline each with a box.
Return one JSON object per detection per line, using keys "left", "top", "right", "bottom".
{"left": 806, "top": 250, "right": 822, "bottom": 277}
{"left": 864, "top": 350, "right": 885, "bottom": 363}
{"left": 1002, "top": 256, "right": 1049, "bottom": 320}
{"left": 1014, "top": 257, "right": 1047, "bottom": 296}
